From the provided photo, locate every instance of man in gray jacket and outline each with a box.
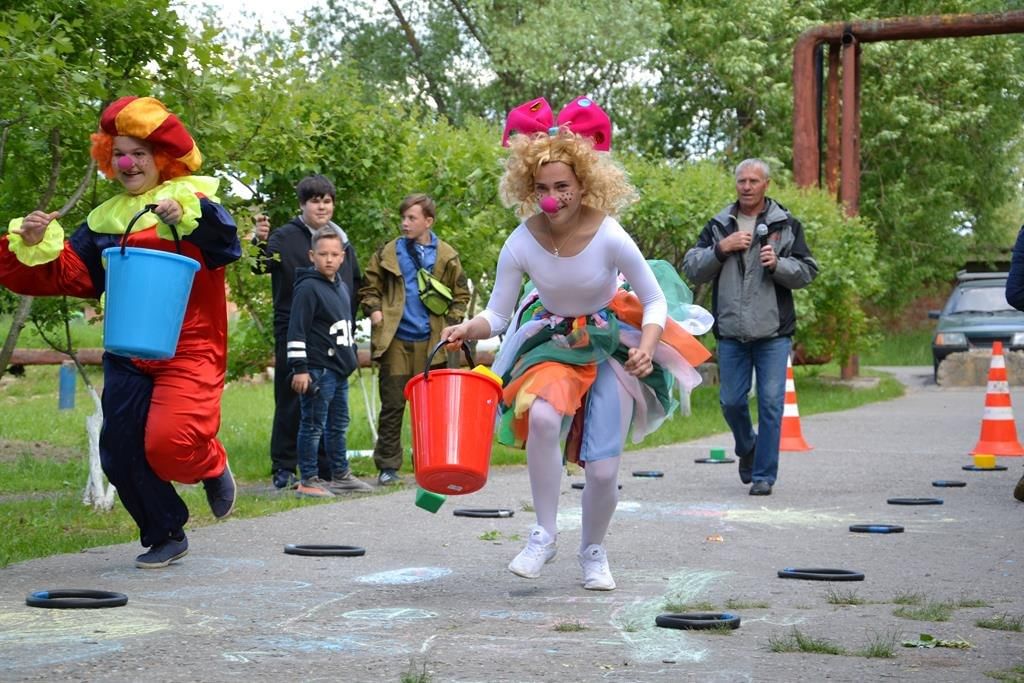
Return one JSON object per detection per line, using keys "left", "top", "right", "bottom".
{"left": 683, "top": 159, "right": 818, "bottom": 495}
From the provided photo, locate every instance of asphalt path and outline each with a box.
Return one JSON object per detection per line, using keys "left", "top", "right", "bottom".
{"left": 1, "top": 366, "right": 1022, "bottom": 682}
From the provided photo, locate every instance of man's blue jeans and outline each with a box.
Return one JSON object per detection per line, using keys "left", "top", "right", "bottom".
{"left": 717, "top": 336, "right": 792, "bottom": 485}
{"left": 297, "top": 367, "right": 350, "bottom": 481}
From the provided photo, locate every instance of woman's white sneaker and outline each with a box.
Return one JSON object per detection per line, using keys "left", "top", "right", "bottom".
{"left": 578, "top": 544, "right": 616, "bottom": 590}
{"left": 508, "top": 525, "right": 557, "bottom": 578}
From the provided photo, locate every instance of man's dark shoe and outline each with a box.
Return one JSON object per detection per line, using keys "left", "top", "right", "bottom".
{"left": 272, "top": 469, "right": 297, "bottom": 490}
{"left": 749, "top": 481, "right": 772, "bottom": 496}
{"left": 738, "top": 446, "right": 755, "bottom": 484}
{"left": 135, "top": 536, "right": 189, "bottom": 569}
{"left": 203, "top": 463, "right": 236, "bottom": 519}
{"left": 377, "top": 469, "right": 403, "bottom": 486}
{"left": 1014, "top": 473, "right": 1024, "bottom": 502}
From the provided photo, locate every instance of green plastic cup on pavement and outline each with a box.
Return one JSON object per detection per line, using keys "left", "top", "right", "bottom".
{"left": 415, "top": 487, "right": 446, "bottom": 514}
{"left": 710, "top": 447, "right": 726, "bottom": 461}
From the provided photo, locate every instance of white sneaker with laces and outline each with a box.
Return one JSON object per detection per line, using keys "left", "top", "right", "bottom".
{"left": 508, "top": 525, "right": 557, "bottom": 578}
{"left": 578, "top": 544, "right": 616, "bottom": 591}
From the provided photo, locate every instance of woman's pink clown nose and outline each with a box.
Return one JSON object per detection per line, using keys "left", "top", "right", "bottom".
{"left": 539, "top": 196, "right": 559, "bottom": 214}
{"left": 117, "top": 156, "right": 134, "bottom": 171}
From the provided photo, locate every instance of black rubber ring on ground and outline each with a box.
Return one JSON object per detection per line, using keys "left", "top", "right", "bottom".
{"left": 632, "top": 470, "right": 664, "bottom": 478}
{"left": 849, "top": 524, "right": 904, "bottom": 534}
{"left": 283, "top": 544, "right": 366, "bottom": 557}
{"left": 570, "top": 483, "right": 623, "bottom": 490}
{"left": 777, "top": 568, "right": 865, "bottom": 581}
{"left": 654, "top": 612, "right": 741, "bottom": 630}
{"left": 932, "top": 480, "right": 967, "bottom": 487}
{"left": 886, "top": 497, "right": 943, "bottom": 505}
{"left": 26, "top": 589, "right": 128, "bottom": 609}
{"left": 962, "top": 465, "right": 1008, "bottom": 471}
{"left": 452, "top": 508, "right": 515, "bottom": 518}
{"left": 693, "top": 457, "right": 736, "bottom": 464}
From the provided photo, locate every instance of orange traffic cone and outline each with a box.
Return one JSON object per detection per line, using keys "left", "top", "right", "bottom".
{"left": 779, "top": 353, "right": 812, "bottom": 451}
{"left": 970, "top": 341, "right": 1024, "bottom": 456}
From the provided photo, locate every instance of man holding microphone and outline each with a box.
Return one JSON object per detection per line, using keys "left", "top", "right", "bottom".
{"left": 683, "top": 159, "right": 818, "bottom": 495}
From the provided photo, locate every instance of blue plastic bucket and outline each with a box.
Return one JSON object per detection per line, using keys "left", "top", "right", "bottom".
{"left": 102, "top": 246, "right": 199, "bottom": 359}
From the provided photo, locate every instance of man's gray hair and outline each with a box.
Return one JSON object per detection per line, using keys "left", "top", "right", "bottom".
{"left": 734, "top": 158, "right": 770, "bottom": 180}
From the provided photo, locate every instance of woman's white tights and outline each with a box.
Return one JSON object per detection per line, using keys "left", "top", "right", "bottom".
{"left": 526, "top": 393, "right": 626, "bottom": 552}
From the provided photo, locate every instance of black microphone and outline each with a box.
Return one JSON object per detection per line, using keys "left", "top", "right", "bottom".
{"left": 756, "top": 223, "right": 769, "bottom": 248}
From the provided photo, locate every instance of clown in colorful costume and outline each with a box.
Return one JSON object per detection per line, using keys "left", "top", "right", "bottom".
{"left": 443, "top": 96, "right": 713, "bottom": 592}
{"left": 0, "top": 96, "right": 241, "bottom": 569}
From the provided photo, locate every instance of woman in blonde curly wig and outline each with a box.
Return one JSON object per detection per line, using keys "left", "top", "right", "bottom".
{"left": 443, "top": 96, "right": 712, "bottom": 593}
{"left": 499, "top": 128, "right": 637, "bottom": 219}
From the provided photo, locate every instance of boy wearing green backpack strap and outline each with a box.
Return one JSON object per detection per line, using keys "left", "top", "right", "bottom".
{"left": 359, "top": 194, "right": 471, "bottom": 486}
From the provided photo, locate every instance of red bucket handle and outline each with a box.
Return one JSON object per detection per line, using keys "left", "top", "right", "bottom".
{"left": 423, "top": 339, "right": 475, "bottom": 382}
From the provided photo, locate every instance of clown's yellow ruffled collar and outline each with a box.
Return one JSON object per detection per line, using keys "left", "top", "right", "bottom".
{"left": 88, "top": 175, "right": 221, "bottom": 239}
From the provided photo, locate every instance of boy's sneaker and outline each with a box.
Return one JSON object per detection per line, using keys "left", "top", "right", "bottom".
{"left": 328, "top": 469, "right": 373, "bottom": 493}
{"left": 135, "top": 536, "right": 189, "bottom": 569}
{"left": 296, "top": 477, "right": 334, "bottom": 498}
{"left": 203, "top": 463, "right": 236, "bottom": 519}
{"left": 508, "top": 525, "right": 557, "bottom": 579}
{"left": 272, "top": 469, "right": 297, "bottom": 490}
{"left": 578, "top": 544, "right": 616, "bottom": 591}
{"left": 377, "top": 469, "right": 403, "bottom": 486}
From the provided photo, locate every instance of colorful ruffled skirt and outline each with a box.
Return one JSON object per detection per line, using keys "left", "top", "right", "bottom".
{"left": 491, "top": 261, "right": 714, "bottom": 463}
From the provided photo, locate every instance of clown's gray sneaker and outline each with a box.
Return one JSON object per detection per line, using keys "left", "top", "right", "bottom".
{"left": 135, "top": 536, "right": 189, "bottom": 569}
{"left": 578, "top": 544, "right": 616, "bottom": 591}
{"left": 203, "top": 463, "right": 236, "bottom": 519}
{"left": 508, "top": 525, "right": 557, "bottom": 579}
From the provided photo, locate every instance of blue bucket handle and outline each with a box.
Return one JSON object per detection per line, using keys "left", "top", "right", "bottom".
{"left": 423, "top": 340, "right": 475, "bottom": 382}
{"left": 119, "top": 204, "right": 183, "bottom": 256}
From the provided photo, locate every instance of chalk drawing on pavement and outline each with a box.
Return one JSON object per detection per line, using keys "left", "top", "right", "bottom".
{"left": 609, "top": 568, "right": 729, "bottom": 664}
{"left": 101, "top": 556, "right": 264, "bottom": 581}
{"left": 614, "top": 500, "right": 860, "bottom": 530}
{"left": 238, "top": 633, "right": 378, "bottom": 655}
{"left": 354, "top": 567, "right": 451, "bottom": 585}
{"left": 341, "top": 608, "right": 436, "bottom": 621}
{"left": 0, "top": 606, "right": 171, "bottom": 669}
{"left": 479, "top": 610, "right": 549, "bottom": 622}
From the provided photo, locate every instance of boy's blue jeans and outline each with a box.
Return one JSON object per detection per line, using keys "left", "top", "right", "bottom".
{"left": 297, "top": 367, "right": 350, "bottom": 481}
{"left": 717, "top": 336, "right": 791, "bottom": 485}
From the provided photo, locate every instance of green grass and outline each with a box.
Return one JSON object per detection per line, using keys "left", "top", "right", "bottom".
{"left": 769, "top": 627, "right": 846, "bottom": 655}
{"left": 890, "top": 590, "right": 926, "bottom": 606}
{"left": 663, "top": 599, "right": 717, "bottom": 613}
{"left": 825, "top": 586, "right": 867, "bottom": 606}
{"left": 0, "top": 313, "right": 106, "bottom": 350}
{"left": 855, "top": 628, "right": 900, "bottom": 659}
{"left": 725, "top": 598, "right": 770, "bottom": 610}
{"left": 859, "top": 327, "right": 934, "bottom": 366}
{"left": 893, "top": 602, "right": 955, "bottom": 622}
{"left": 985, "top": 664, "right": 1024, "bottom": 682}
{"left": 977, "top": 614, "right": 1024, "bottom": 632}
{"left": 0, "top": 354, "right": 906, "bottom": 567}
{"left": 553, "top": 620, "right": 587, "bottom": 632}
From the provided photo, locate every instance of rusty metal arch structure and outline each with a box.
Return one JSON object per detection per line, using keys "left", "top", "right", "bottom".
{"left": 792, "top": 10, "right": 1024, "bottom": 217}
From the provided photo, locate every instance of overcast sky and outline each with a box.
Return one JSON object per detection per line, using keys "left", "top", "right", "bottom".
{"left": 174, "top": 0, "right": 323, "bottom": 33}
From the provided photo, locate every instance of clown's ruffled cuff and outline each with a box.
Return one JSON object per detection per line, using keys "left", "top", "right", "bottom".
{"left": 6, "top": 217, "right": 64, "bottom": 266}
{"left": 153, "top": 182, "right": 203, "bottom": 239}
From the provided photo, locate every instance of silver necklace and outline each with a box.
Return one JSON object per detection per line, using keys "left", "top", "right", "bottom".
{"left": 548, "top": 220, "right": 582, "bottom": 257}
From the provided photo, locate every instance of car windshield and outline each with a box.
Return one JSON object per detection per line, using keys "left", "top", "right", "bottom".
{"left": 951, "top": 286, "right": 1014, "bottom": 314}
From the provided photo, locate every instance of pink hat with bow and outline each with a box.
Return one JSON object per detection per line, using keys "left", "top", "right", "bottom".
{"left": 501, "top": 96, "right": 612, "bottom": 151}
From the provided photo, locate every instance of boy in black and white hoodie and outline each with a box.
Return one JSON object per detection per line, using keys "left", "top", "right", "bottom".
{"left": 287, "top": 227, "right": 372, "bottom": 497}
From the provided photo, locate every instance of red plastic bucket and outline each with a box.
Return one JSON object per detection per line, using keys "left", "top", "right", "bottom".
{"left": 404, "top": 342, "right": 502, "bottom": 495}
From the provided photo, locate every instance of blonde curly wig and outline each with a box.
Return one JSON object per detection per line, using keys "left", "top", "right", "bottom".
{"left": 499, "top": 128, "right": 637, "bottom": 219}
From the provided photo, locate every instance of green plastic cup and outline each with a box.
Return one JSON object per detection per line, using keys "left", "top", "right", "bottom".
{"left": 710, "top": 447, "right": 726, "bottom": 461}
{"left": 415, "top": 487, "right": 446, "bottom": 513}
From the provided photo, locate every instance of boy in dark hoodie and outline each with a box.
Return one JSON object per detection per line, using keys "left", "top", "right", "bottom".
{"left": 287, "top": 227, "right": 372, "bottom": 497}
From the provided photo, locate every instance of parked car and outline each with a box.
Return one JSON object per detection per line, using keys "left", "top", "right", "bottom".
{"left": 930, "top": 271, "right": 1024, "bottom": 380}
